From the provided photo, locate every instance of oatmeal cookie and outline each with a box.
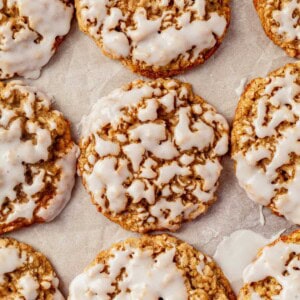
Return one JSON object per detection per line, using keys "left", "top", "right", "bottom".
{"left": 232, "top": 62, "right": 300, "bottom": 224}
{"left": 0, "top": 0, "right": 74, "bottom": 79}
{"left": 239, "top": 230, "right": 300, "bottom": 299}
{"left": 78, "top": 79, "right": 229, "bottom": 233}
{"left": 0, "top": 237, "right": 64, "bottom": 299}
{"left": 69, "top": 234, "right": 235, "bottom": 300}
{"left": 0, "top": 81, "right": 78, "bottom": 234}
{"left": 254, "top": 0, "right": 299, "bottom": 58}
{"left": 75, "top": 0, "right": 231, "bottom": 78}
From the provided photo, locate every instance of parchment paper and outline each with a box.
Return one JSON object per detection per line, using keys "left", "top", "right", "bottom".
{"left": 6, "top": 0, "right": 298, "bottom": 296}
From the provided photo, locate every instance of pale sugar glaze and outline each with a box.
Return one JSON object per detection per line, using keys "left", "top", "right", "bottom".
{"left": 79, "top": 79, "right": 229, "bottom": 232}
{"left": 0, "top": 0, "right": 73, "bottom": 79}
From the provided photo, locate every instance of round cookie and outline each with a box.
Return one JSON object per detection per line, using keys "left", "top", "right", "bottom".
{"left": 254, "top": 0, "right": 299, "bottom": 58}
{"left": 239, "top": 230, "right": 300, "bottom": 299}
{"left": 231, "top": 62, "right": 300, "bottom": 224}
{"left": 0, "top": 81, "right": 78, "bottom": 234}
{"left": 75, "top": 0, "right": 231, "bottom": 78}
{"left": 79, "top": 79, "right": 229, "bottom": 233}
{"left": 0, "top": 0, "right": 74, "bottom": 79}
{"left": 0, "top": 237, "right": 64, "bottom": 299}
{"left": 69, "top": 234, "right": 235, "bottom": 299}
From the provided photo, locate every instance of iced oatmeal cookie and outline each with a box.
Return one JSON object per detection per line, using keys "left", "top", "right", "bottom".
{"left": 239, "top": 230, "right": 300, "bottom": 299}
{"left": 254, "top": 0, "right": 299, "bottom": 58}
{"left": 0, "top": 0, "right": 74, "bottom": 79}
{"left": 0, "top": 237, "right": 64, "bottom": 299}
{"left": 0, "top": 81, "right": 78, "bottom": 234}
{"left": 75, "top": 0, "right": 231, "bottom": 78}
{"left": 232, "top": 62, "right": 300, "bottom": 224}
{"left": 78, "top": 79, "right": 229, "bottom": 233}
{"left": 69, "top": 234, "right": 235, "bottom": 300}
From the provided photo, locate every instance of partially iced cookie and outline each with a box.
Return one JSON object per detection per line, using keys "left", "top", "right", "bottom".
{"left": 0, "top": 0, "right": 74, "bottom": 79}
{"left": 79, "top": 79, "right": 229, "bottom": 233}
{"left": 239, "top": 230, "right": 300, "bottom": 299}
{"left": 0, "top": 237, "right": 64, "bottom": 299}
{"left": 232, "top": 62, "right": 300, "bottom": 224}
{"left": 75, "top": 0, "right": 231, "bottom": 78}
{"left": 0, "top": 81, "right": 78, "bottom": 234}
{"left": 254, "top": 0, "right": 299, "bottom": 58}
{"left": 69, "top": 234, "right": 235, "bottom": 300}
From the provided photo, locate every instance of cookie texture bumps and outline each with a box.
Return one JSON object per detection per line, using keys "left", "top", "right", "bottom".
{"left": 0, "top": 0, "right": 74, "bottom": 79}
{"left": 232, "top": 62, "right": 300, "bottom": 224}
{"left": 69, "top": 234, "right": 235, "bottom": 300}
{"left": 0, "top": 237, "right": 64, "bottom": 299}
{"left": 75, "top": 0, "right": 231, "bottom": 78}
{"left": 254, "top": 0, "right": 299, "bottom": 58}
{"left": 79, "top": 79, "right": 229, "bottom": 233}
{"left": 0, "top": 81, "right": 78, "bottom": 234}
{"left": 239, "top": 230, "right": 300, "bottom": 299}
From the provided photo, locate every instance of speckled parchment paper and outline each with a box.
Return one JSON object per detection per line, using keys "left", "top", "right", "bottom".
{"left": 6, "top": 0, "right": 298, "bottom": 296}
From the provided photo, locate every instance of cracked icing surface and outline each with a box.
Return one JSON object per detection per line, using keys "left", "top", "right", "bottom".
{"left": 69, "top": 234, "right": 235, "bottom": 300}
{"left": 232, "top": 62, "right": 300, "bottom": 225}
{"left": 79, "top": 79, "right": 229, "bottom": 233}
{"left": 0, "top": 0, "right": 74, "bottom": 79}
{"left": 0, "top": 237, "right": 64, "bottom": 300}
{"left": 254, "top": 0, "right": 299, "bottom": 58}
{"left": 0, "top": 81, "right": 78, "bottom": 234}
{"left": 239, "top": 230, "right": 300, "bottom": 300}
{"left": 75, "top": 0, "right": 230, "bottom": 78}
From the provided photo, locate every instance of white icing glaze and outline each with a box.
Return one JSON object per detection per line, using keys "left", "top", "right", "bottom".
{"left": 214, "top": 230, "right": 269, "bottom": 294}
{"left": 0, "top": 247, "right": 25, "bottom": 277}
{"left": 86, "top": 157, "right": 131, "bottom": 213}
{"left": 213, "top": 229, "right": 285, "bottom": 295}
{"left": 235, "top": 78, "right": 248, "bottom": 97}
{"left": 150, "top": 198, "right": 199, "bottom": 230}
{"left": 0, "top": 0, "right": 73, "bottom": 79}
{"left": 69, "top": 246, "right": 187, "bottom": 299}
{"left": 81, "top": 80, "right": 229, "bottom": 229}
{"left": 194, "top": 160, "right": 222, "bottom": 190}
{"left": 37, "top": 144, "right": 79, "bottom": 221}
{"left": 78, "top": 0, "right": 228, "bottom": 67}
{"left": 156, "top": 162, "right": 190, "bottom": 185}
{"left": 259, "top": 205, "right": 265, "bottom": 226}
{"left": 129, "top": 123, "right": 179, "bottom": 160}
{"left": 0, "top": 242, "right": 64, "bottom": 299}
{"left": 80, "top": 85, "right": 154, "bottom": 138}
{"left": 243, "top": 237, "right": 300, "bottom": 299}
{"left": 175, "top": 107, "right": 214, "bottom": 151}
{"left": 18, "top": 273, "right": 39, "bottom": 300}
{"left": 0, "top": 117, "right": 51, "bottom": 221}
{"left": 234, "top": 65, "right": 300, "bottom": 224}
{"left": 272, "top": 0, "right": 300, "bottom": 41}
{"left": 0, "top": 82, "right": 78, "bottom": 226}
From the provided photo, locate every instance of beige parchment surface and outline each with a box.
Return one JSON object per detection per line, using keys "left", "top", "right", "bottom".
{"left": 6, "top": 0, "right": 298, "bottom": 297}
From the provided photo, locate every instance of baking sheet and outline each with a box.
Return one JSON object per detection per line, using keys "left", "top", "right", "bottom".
{"left": 6, "top": 0, "right": 298, "bottom": 296}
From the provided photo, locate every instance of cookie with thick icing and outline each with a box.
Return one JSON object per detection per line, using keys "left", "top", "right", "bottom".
{"left": 232, "top": 62, "right": 300, "bottom": 224}
{"left": 69, "top": 234, "right": 235, "bottom": 299}
{"left": 0, "top": 81, "right": 78, "bottom": 234}
{"left": 0, "top": 237, "right": 64, "bottom": 299}
{"left": 0, "top": 0, "right": 74, "bottom": 79}
{"left": 79, "top": 79, "right": 229, "bottom": 233}
{"left": 239, "top": 230, "right": 300, "bottom": 299}
{"left": 254, "top": 0, "right": 299, "bottom": 58}
{"left": 75, "top": 0, "right": 231, "bottom": 78}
